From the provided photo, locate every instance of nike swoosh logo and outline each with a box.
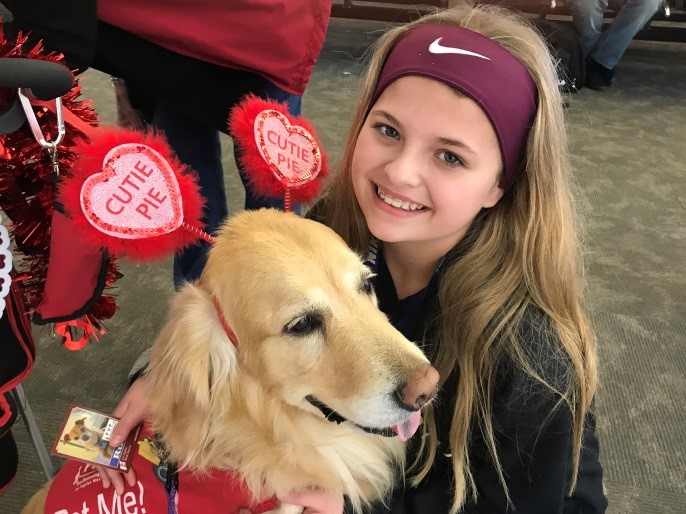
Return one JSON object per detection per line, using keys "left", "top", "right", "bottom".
{"left": 428, "top": 38, "right": 491, "bottom": 60}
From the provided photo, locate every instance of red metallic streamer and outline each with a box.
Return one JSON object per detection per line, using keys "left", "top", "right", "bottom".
{"left": 0, "top": 30, "right": 122, "bottom": 348}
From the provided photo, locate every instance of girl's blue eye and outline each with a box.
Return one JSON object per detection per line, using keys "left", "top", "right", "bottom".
{"left": 376, "top": 123, "right": 400, "bottom": 139}
{"left": 437, "top": 150, "right": 463, "bottom": 167}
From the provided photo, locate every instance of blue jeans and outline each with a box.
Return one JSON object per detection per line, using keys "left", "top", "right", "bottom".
{"left": 572, "top": 0, "right": 662, "bottom": 69}
{"left": 152, "top": 90, "right": 302, "bottom": 289}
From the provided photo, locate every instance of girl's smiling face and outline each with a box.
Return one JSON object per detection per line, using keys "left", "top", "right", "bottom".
{"left": 351, "top": 75, "right": 504, "bottom": 258}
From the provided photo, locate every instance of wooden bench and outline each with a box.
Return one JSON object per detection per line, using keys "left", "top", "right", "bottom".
{"left": 331, "top": 1, "right": 686, "bottom": 43}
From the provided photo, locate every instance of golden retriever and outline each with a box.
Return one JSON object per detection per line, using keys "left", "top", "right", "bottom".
{"left": 22, "top": 209, "right": 438, "bottom": 514}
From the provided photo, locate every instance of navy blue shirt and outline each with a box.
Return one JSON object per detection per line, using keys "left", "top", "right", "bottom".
{"left": 367, "top": 249, "right": 607, "bottom": 514}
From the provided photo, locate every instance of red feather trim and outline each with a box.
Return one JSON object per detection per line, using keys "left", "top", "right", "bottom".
{"left": 60, "top": 127, "right": 205, "bottom": 262}
{"left": 228, "top": 95, "right": 328, "bottom": 204}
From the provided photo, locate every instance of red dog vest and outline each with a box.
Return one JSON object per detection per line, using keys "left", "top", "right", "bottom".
{"left": 45, "top": 434, "right": 279, "bottom": 514}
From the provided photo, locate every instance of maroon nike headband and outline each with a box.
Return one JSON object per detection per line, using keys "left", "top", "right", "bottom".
{"left": 371, "top": 24, "right": 538, "bottom": 190}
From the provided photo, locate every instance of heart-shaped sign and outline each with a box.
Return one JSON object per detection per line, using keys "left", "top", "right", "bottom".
{"left": 254, "top": 110, "right": 322, "bottom": 187}
{"left": 80, "top": 143, "right": 184, "bottom": 239}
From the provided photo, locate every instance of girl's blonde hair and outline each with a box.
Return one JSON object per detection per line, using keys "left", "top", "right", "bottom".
{"left": 320, "top": 4, "right": 597, "bottom": 512}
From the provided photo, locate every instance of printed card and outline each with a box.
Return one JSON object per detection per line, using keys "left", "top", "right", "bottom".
{"left": 52, "top": 404, "right": 143, "bottom": 471}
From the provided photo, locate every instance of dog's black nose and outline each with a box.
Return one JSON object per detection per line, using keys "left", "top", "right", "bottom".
{"left": 395, "top": 364, "right": 439, "bottom": 411}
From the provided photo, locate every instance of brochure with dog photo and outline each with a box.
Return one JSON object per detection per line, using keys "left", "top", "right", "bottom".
{"left": 52, "top": 405, "right": 143, "bottom": 471}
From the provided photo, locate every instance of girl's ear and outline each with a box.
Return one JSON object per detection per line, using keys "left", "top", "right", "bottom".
{"left": 483, "top": 184, "right": 505, "bottom": 208}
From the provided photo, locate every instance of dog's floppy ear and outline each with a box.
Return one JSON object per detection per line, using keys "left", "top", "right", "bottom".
{"left": 147, "top": 283, "right": 239, "bottom": 464}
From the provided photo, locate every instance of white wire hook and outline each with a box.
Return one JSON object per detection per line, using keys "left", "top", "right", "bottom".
{"left": 17, "top": 87, "right": 66, "bottom": 152}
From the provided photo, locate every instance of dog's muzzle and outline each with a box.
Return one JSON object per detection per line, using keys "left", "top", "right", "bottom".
{"left": 305, "top": 395, "right": 396, "bottom": 437}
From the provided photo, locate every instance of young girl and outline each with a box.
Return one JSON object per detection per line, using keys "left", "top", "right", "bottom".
{"left": 104, "top": 5, "right": 607, "bottom": 513}
{"left": 312, "top": 5, "right": 607, "bottom": 512}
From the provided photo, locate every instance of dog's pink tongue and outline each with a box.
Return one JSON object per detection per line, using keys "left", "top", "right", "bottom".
{"left": 392, "top": 411, "right": 422, "bottom": 442}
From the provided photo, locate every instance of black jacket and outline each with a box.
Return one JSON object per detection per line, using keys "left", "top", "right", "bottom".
{"left": 2, "top": 0, "right": 97, "bottom": 72}
{"left": 91, "top": 22, "right": 284, "bottom": 134}
{"left": 366, "top": 246, "right": 607, "bottom": 513}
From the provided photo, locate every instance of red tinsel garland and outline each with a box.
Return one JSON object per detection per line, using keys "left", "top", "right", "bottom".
{"left": 0, "top": 30, "right": 122, "bottom": 335}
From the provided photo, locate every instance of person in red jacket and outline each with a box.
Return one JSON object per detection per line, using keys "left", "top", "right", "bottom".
{"left": 93, "top": 1, "right": 332, "bottom": 288}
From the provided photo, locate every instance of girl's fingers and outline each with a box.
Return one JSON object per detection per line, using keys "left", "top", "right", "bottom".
{"left": 281, "top": 489, "right": 344, "bottom": 514}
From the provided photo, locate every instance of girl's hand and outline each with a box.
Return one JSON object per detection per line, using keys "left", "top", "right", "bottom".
{"left": 96, "top": 375, "right": 151, "bottom": 494}
{"left": 279, "top": 489, "right": 345, "bottom": 514}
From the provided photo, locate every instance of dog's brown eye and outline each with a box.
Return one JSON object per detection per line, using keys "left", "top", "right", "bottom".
{"left": 285, "top": 314, "right": 322, "bottom": 336}
{"left": 361, "top": 278, "right": 374, "bottom": 295}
